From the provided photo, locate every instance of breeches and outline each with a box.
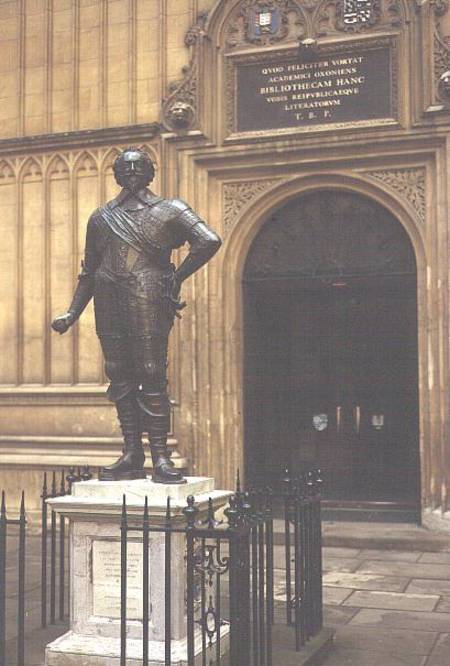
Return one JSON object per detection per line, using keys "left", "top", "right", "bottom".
{"left": 99, "top": 334, "right": 170, "bottom": 401}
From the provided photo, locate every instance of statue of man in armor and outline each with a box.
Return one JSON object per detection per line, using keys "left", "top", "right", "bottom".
{"left": 51, "top": 148, "right": 221, "bottom": 484}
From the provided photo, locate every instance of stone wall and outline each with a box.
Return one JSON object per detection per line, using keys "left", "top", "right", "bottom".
{"left": 0, "top": 0, "right": 214, "bottom": 137}
{"left": 0, "top": 0, "right": 449, "bottom": 521}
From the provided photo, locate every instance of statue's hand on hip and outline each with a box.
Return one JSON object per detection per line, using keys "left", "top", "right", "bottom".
{"left": 167, "top": 275, "right": 186, "bottom": 319}
{"left": 51, "top": 312, "right": 75, "bottom": 334}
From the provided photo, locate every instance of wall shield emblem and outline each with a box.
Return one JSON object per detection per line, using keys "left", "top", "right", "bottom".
{"left": 336, "top": 0, "right": 381, "bottom": 32}
{"left": 248, "top": 7, "right": 282, "bottom": 39}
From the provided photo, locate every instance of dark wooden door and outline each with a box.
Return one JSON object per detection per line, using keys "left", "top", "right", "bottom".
{"left": 289, "top": 279, "right": 419, "bottom": 501}
{"left": 243, "top": 190, "right": 419, "bottom": 505}
{"left": 244, "top": 278, "right": 419, "bottom": 503}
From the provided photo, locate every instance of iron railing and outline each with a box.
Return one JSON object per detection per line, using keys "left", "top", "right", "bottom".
{"left": 0, "top": 466, "right": 92, "bottom": 666}
{"left": 0, "top": 466, "right": 322, "bottom": 666}
{"left": 119, "top": 469, "right": 323, "bottom": 666}
{"left": 0, "top": 491, "right": 26, "bottom": 666}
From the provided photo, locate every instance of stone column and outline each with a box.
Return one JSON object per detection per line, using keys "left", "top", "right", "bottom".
{"left": 45, "top": 477, "right": 231, "bottom": 665}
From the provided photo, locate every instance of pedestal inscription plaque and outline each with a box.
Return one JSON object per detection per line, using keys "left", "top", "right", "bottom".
{"left": 92, "top": 540, "right": 144, "bottom": 619}
{"left": 227, "top": 39, "right": 397, "bottom": 134}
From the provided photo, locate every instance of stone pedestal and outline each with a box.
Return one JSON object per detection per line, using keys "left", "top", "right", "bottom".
{"left": 45, "top": 476, "right": 232, "bottom": 666}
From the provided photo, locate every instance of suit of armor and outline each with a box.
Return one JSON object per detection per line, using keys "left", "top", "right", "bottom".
{"left": 52, "top": 149, "right": 221, "bottom": 483}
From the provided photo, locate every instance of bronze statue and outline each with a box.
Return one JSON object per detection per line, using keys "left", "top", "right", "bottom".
{"left": 52, "top": 148, "right": 221, "bottom": 484}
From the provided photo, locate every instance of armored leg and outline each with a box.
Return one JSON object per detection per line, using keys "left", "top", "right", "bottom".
{"left": 136, "top": 342, "right": 185, "bottom": 484}
{"left": 99, "top": 391, "right": 146, "bottom": 480}
{"left": 98, "top": 336, "right": 146, "bottom": 481}
{"left": 137, "top": 390, "right": 185, "bottom": 484}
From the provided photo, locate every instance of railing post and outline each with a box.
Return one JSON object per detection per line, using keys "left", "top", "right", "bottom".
{"left": 200, "top": 534, "right": 207, "bottom": 666}
{"left": 215, "top": 535, "right": 222, "bottom": 665}
{"left": 283, "top": 469, "right": 293, "bottom": 627}
{"left": 183, "top": 495, "right": 198, "bottom": 666}
{"left": 306, "top": 472, "right": 315, "bottom": 639}
{"left": 316, "top": 469, "right": 323, "bottom": 632}
{"left": 17, "top": 492, "right": 26, "bottom": 666}
{"left": 239, "top": 497, "right": 251, "bottom": 666}
{"left": 293, "top": 481, "right": 304, "bottom": 651}
{"left": 250, "top": 495, "right": 259, "bottom": 666}
{"left": 225, "top": 496, "right": 239, "bottom": 666}
{"left": 264, "top": 490, "right": 274, "bottom": 666}
{"left": 0, "top": 491, "right": 7, "bottom": 666}
{"left": 41, "top": 474, "right": 48, "bottom": 629}
{"left": 142, "top": 496, "right": 149, "bottom": 666}
{"left": 226, "top": 492, "right": 252, "bottom": 666}
{"left": 301, "top": 475, "right": 310, "bottom": 643}
{"left": 50, "top": 472, "right": 57, "bottom": 625}
{"left": 65, "top": 467, "right": 77, "bottom": 617}
{"left": 164, "top": 497, "right": 172, "bottom": 666}
{"left": 120, "top": 495, "right": 127, "bottom": 666}
{"left": 59, "top": 471, "right": 66, "bottom": 621}
{"left": 257, "top": 492, "right": 266, "bottom": 666}
{"left": 309, "top": 470, "right": 323, "bottom": 635}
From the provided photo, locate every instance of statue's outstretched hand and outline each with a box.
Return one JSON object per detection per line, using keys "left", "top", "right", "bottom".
{"left": 51, "top": 312, "right": 75, "bottom": 334}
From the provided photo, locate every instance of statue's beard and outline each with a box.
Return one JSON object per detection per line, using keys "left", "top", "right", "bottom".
{"left": 123, "top": 176, "right": 144, "bottom": 193}
{"left": 115, "top": 172, "right": 151, "bottom": 193}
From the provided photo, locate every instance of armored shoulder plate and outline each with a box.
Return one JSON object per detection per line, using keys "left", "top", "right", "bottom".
{"left": 145, "top": 198, "right": 185, "bottom": 224}
{"left": 170, "top": 198, "right": 190, "bottom": 215}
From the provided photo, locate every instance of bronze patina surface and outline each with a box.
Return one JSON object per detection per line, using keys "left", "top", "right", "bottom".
{"left": 52, "top": 148, "right": 221, "bottom": 484}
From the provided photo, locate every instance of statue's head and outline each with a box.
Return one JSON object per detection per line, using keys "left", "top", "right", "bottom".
{"left": 113, "top": 148, "right": 155, "bottom": 193}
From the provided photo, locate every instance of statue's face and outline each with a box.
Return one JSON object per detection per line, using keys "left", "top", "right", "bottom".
{"left": 117, "top": 151, "right": 150, "bottom": 193}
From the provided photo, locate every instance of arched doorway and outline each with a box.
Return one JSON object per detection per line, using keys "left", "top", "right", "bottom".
{"left": 243, "top": 190, "right": 420, "bottom": 517}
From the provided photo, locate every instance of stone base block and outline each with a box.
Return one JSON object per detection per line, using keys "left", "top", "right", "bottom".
{"left": 46, "top": 626, "right": 230, "bottom": 666}
{"left": 45, "top": 477, "right": 232, "bottom": 665}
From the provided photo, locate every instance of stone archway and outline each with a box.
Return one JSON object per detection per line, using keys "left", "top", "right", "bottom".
{"left": 242, "top": 189, "right": 420, "bottom": 514}
{"left": 220, "top": 173, "right": 429, "bottom": 511}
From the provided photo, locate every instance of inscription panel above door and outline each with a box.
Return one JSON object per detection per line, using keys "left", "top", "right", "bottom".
{"left": 226, "top": 38, "right": 399, "bottom": 136}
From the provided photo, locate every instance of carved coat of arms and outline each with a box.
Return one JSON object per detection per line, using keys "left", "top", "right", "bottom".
{"left": 248, "top": 6, "right": 282, "bottom": 39}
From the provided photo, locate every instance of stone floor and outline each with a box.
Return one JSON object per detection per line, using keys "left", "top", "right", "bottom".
{"left": 317, "top": 545, "right": 450, "bottom": 665}
{"left": 3, "top": 528, "right": 450, "bottom": 665}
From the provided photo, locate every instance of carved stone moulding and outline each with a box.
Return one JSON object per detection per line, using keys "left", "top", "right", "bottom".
{"left": 364, "top": 167, "right": 427, "bottom": 225}
{"left": 432, "top": 0, "right": 449, "bottom": 18}
{"left": 223, "top": 168, "right": 426, "bottom": 245}
{"left": 162, "top": 60, "right": 199, "bottom": 133}
{"left": 223, "top": 178, "right": 284, "bottom": 233}
{"left": 223, "top": 0, "right": 407, "bottom": 50}
{"left": 161, "top": 12, "right": 209, "bottom": 133}
{"left": 0, "top": 124, "right": 161, "bottom": 160}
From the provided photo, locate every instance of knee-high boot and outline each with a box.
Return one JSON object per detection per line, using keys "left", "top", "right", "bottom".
{"left": 137, "top": 391, "right": 185, "bottom": 484}
{"left": 99, "top": 392, "right": 146, "bottom": 481}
